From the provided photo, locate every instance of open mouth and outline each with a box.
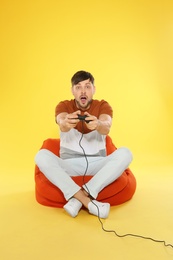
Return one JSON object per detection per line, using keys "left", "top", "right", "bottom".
{"left": 80, "top": 96, "right": 87, "bottom": 104}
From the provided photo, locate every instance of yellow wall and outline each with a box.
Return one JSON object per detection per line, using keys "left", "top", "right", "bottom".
{"left": 0, "top": 0, "right": 173, "bottom": 175}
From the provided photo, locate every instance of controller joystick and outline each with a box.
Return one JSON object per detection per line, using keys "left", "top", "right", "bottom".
{"left": 78, "top": 115, "right": 91, "bottom": 123}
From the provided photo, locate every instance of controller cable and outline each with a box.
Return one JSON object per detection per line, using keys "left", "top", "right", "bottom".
{"left": 78, "top": 120, "right": 173, "bottom": 249}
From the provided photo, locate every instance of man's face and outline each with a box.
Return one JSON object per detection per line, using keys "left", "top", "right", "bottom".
{"left": 71, "top": 79, "right": 95, "bottom": 110}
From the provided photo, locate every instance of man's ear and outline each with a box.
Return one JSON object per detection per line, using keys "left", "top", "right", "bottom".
{"left": 93, "top": 85, "right": 96, "bottom": 94}
{"left": 71, "top": 86, "right": 74, "bottom": 95}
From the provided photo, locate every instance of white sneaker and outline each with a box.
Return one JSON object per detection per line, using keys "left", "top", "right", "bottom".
{"left": 63, "top": 198, "right": 82, "bottom": 217}
{"left": 88, "top": 200, "right": 110, "bottom": 219}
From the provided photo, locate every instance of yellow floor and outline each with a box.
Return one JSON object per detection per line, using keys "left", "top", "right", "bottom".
{"left": 1, "top": 159, "right": 173, "bottom": 260}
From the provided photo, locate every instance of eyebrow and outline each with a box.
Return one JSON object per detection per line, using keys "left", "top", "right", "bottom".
{"left": 76, "top": 82, "right": 91, "bottom": 86}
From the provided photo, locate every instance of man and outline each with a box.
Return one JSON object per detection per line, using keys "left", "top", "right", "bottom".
{"left": 35, "top": 70, "right": 133, "bottom": 218}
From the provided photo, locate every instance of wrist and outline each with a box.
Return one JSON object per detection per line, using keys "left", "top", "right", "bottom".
{"left": 96, "top": 119, "right": 101, "bottom": 131}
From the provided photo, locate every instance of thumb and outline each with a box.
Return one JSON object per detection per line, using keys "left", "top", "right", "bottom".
{"left": 84, "top": 112, "right": 90, "bottom": 116}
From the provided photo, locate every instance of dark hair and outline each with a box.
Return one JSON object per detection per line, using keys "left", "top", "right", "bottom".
{"left": 71, "top": 70, "right": 94, "bottom": 86}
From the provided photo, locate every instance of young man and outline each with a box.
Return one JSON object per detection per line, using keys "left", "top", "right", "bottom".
{"left": 35, "top": 70, "right": 133, "bottom": 218}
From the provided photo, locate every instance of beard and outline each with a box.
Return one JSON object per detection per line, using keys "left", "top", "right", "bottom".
{"left": 75, "top": 99, "right": 92, "bottom": 110}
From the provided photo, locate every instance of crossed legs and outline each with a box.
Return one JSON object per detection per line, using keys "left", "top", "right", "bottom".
{"left": 35, "top": 147, "right": 132, "bottom": 218}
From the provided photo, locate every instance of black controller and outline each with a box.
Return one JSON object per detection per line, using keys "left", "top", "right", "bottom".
{"left": 78, "top": 115, "right": 91, "bottom": 123}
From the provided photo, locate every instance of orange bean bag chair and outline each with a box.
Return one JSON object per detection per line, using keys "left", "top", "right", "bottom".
{"left": 35, "top": 136, "right": 136, "bottom": 208}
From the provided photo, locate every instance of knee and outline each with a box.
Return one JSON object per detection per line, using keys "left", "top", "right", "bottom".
{"left": 35, "top": 149, "right": 51, "bottom": 168}
{"left": 115, "top": 147, "right": 133, "bottom": 164}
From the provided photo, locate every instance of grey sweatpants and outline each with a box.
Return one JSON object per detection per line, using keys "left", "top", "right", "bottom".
{"left": 35, "top": 147, "right": 133, "bottom": 201}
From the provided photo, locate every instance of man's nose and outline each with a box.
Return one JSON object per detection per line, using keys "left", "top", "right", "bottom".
{"left": 81, "top": 87, "right": 86, "bottom": 94}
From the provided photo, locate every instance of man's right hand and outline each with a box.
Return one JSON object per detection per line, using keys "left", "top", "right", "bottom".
{"left": 56, "top": 110, "right": 81, "bottom": 132}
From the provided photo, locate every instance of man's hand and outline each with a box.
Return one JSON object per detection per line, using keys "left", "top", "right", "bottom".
{"left": 83, "top": 112, "right": 99, "bottom": 130}
{"left": 65, "top": 110, "right": 81, "bottom": 128}
{"left": 56, "top": 110, "right": 81, "bottom": 132}
{"left": 84, "top": 112, "right": 112, "bottom": 135}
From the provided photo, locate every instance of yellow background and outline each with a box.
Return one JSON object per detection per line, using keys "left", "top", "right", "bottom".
{"left": 1, "top": 0, "right": 173, "bottom": 178}
{"left": 1, "top": 1, "right": 173, "bottom": 259}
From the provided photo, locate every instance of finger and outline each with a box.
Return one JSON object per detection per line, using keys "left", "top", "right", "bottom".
{"left": 68, "top": 113, "right": 78, "bottom": 119}
{"left": 73, "top": 110, "right": 81, "bottom": 116}
{"left": 84, "top": 112, "right": 90, "bottom": 116}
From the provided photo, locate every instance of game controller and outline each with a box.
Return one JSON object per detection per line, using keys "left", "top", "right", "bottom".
{"left": 78, "top": 115, "right": 91, "bottom": 123}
